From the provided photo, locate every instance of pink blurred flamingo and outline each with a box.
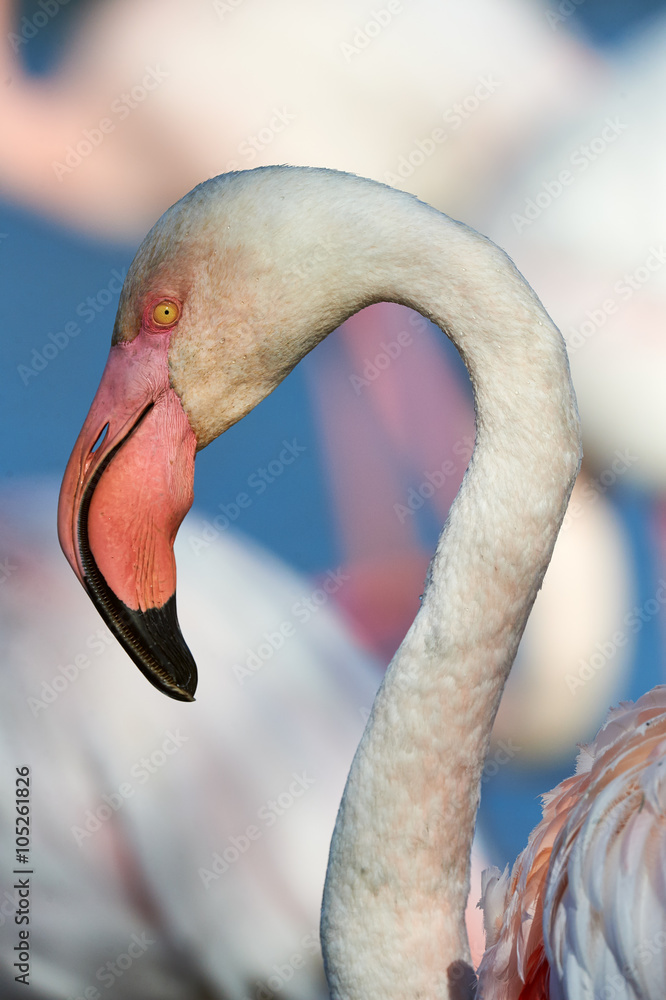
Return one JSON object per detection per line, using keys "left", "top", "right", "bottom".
{"left": 58, "top": 165, "right": 664, "bottom": 997}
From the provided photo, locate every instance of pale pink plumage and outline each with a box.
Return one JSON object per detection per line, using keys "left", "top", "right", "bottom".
{"left": 479, "top": 686, "right": 666, "bottom": 999}
{"left": 57, "top": 166, "right": 585, "bottom": 998}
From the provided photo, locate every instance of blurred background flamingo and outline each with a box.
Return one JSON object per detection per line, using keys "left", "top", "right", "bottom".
{"left": 2, "top": 0, "right": 666, "bottom": 995}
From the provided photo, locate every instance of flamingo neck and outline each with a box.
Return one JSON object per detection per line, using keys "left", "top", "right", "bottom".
{"left": 253, "top": 174, "right": 581, "bottom": 999}
{"left": 137, "top": 167, "right": 580, "bottom": 999}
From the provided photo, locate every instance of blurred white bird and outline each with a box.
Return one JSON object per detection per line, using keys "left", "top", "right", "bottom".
{"left": 0, "top": 480, "right": 379, "bottom": 998}
{"left": 0, "top": 479, "right": 490, "bottom": 996}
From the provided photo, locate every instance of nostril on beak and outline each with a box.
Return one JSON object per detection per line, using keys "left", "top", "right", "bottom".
{"left": 91, "top": 424, "right": 110, "bottom": 455}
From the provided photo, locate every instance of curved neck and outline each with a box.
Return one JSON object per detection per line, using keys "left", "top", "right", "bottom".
{"left": 165, "top": 167, "right": 581, "bottom": 1000}
{"left": 263, "top": 176, "right": 580, "bottom": 999}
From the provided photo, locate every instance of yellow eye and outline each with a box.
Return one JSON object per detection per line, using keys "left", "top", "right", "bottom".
{"left": 152, "top": 299, "right": 180, "bottom": 326}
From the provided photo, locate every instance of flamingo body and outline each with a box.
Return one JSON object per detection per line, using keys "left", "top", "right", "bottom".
{"left": 480, "top": 686, "right": 666, "bottom": 999}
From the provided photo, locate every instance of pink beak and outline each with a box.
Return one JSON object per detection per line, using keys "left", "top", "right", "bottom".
{"left": 58, "top": 330, "right": 198, "bottom": 700}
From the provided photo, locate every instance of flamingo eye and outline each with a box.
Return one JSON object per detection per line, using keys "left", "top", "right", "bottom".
{"left": 152, "top": 299, "right": 180, "bottom": 326}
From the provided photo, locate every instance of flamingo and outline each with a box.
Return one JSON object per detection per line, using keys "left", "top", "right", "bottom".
{"left": 56, "top": 165, "right": 660, "bottom": 997}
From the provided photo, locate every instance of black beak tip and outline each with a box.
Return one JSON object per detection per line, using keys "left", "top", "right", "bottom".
{"left": 114, "top": 596, "right": 199, "bottom": 702}
{"left": 84, "top": 583, "right": 199, "bottom": 702}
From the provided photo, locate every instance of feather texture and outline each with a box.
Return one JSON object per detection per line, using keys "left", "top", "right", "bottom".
{"left": 479, "top": 686, "right": 666, "bottom": 999}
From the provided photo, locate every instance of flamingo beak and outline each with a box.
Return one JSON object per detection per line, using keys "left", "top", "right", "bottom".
{"left": 57, "top": 331, "right": 198, "bottom": 701}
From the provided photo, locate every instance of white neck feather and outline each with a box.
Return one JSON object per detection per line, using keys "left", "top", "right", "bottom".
{"left": 149, "top": 166, "right": 581, "bottom": 1000}
{"left": 263, "top": 171, "right": 580, "bottom": 1000}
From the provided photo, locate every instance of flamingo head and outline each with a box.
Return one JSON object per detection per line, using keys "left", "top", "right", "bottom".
{"left": 57, "top": 169, "right": 330, "bottom": 701}
{"left": 57, "top": 165, "right": 432, "bottom": 700}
